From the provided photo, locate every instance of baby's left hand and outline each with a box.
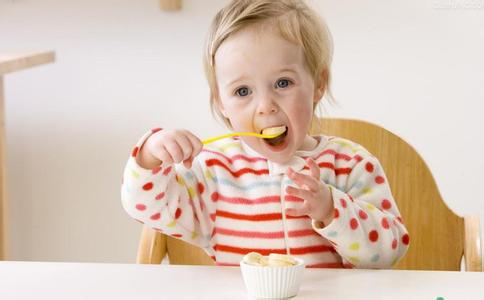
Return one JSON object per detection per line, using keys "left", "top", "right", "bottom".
{"left": 285, "top": 158, "right": 334, "bottom": 225}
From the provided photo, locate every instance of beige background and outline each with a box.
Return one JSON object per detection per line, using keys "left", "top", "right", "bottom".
{"left": 0, "top": 0, "right": 483, "bottom": 263}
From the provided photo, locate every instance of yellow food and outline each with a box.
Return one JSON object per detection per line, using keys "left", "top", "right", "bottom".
{"left": 242, "top": 252, "right": 297, "bottom": 267}
{"left": 261, "top": 126, "right": 286, "bottom": 137}
{"left": 267, "top": 253, "right": 297, "bottom": 266}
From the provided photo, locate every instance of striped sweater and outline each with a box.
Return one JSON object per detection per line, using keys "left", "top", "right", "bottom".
{"left": 121, "top": 130, "right": 409, "bottom": 268}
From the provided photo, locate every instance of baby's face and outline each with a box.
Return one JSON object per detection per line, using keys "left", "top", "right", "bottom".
{"left": 214, "top": 23, "right": 321, "bottom": 164}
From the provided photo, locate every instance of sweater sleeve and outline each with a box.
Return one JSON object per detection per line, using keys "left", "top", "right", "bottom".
{"left": 121, "top": 129, "right": 216, "bottom": 253}
{"left": 312, "top": 143, "right": 409, "bottom": 269}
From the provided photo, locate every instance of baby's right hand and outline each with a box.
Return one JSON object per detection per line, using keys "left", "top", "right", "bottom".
{"left": 138, "top": 129, "right": 203, "bottom": 169}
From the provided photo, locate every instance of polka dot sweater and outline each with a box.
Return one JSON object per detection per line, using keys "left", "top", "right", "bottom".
{"left": 121, "top": 130, "right": 409, "bottom": 268}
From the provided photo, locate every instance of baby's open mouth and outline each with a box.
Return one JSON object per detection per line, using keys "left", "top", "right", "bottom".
{"left": 261, "top": 126, "right": 288, "bottom": 146}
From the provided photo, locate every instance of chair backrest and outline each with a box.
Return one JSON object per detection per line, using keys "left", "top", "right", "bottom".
{"left": 137, "top": 118, "right": 481, "bottom": 271}
{"left": 314, "top": 118, "right": 481, "bottom": 271}
{"left": 137, "top": 227, "right": 214, "bottom": 265}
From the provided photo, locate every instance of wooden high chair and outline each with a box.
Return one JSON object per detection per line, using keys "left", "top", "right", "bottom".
{"left": 136, "top": 118, "right": 482, "bottom": 271}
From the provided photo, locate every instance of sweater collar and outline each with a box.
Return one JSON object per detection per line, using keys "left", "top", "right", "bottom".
{"left": 240, "top": 136, "right": 328, "bottom": 176}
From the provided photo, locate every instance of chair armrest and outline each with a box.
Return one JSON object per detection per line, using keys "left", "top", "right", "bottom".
{"left": 464, "top": 215, "right": 482, "bottom": 271}
{"left": 137, "top": 226, "right": 167, "bottom": 264}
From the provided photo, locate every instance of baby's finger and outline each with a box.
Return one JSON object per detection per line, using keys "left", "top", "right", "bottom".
{"left": 287, "top": 167, "right": 319, "bottom": 191}
{"left": 174, "top": 133, "right": 194, "bottom": 161}
{"left": 286, "top": 185, "right": 314, "bottom": 201}
{"left": 307, "top": 158, "right": 320, "bottom": 179}
{"left": 164, "top": 140, "right": 184, "bottom": 163}
{"left": 184, "top": 131, "right": 203, "bottom": 158}
{"left": 285, "top": 204, "right": 310, "bottom": 217}
{"left": 155, "top": 145, "right": 174, "bottom": 166}
{"left": 182, "top": 158, "right": 193, "bottom": 169}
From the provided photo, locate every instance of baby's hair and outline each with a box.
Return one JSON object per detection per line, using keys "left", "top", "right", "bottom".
{"left": 203, "top": 0, "right": 334, "bottom": 129}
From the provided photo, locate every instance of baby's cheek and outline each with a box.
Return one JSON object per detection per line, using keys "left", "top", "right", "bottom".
{"left": 290, "top": 102, "right": 312, "bottom": 121}
{"left": 227, "top": 110, "right": 252, "bottom": 131}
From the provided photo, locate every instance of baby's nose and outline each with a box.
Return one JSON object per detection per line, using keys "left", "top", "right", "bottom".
{"left": 256, "top": 96, "right": 279, "bottom": 115}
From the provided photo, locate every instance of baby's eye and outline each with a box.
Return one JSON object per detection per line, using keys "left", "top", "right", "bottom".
{"left": 275, "top": 78, "right": 292, "bottom": 89}
{"left": 235, "top": 86, "right": 251, "bottom": 97}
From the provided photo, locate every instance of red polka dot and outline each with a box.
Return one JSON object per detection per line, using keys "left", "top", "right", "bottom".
{"left": 402, "top": 234, "right": 410, "bottom": 245}
{"left": 151, "top": 128, "right": 162, "bottom": 134}
{"left": 381, "top": 199, "right": 392, "bottom": 210}
{"left": 211, "top": 192, "right": 219, "bottom": 202}
{"left": 155, "top": 192, "right": 165, "bottom": 200}
{"left": 142, "top": 182, "right": 153, "bottom": 191}
{"left": 340, "top": 198, "right": 347, "bottom": 208}
{"left": 150, "top": 212, "right": 161, "bottom": 220}
{"left": 334, "top": 208, "right": 340, "bottom": 219}
{"left": 135, "top": 204, "right": 146, "bottom": 211}
{"left": 197, "top": 182, "right": 205, "bottom": 194}
{"left": 354, "top": 155, "right": 363, "bottom": 162}
{"left": 358, "top": 210, "right": 368, "bottom": 220}
{"left": 131, "top": 146, "right": 139, "bottom": 157}
{"left": 369, "top": 230, "right": 379, "bottom": 242}
{"left": 171, "top": 234, "right": 182, "bottom": 238}
{"left": 152, "top": 166, "right": 162, "bottom": 175}
{"left": 396, "top": 216, "right": 404, "bottom": 224}
{"left": 350, "top": 218, "right": 359, "bottom": 230}
{"left": 163, "top": 166, "right": 172, "bottom": 176}
{"left": 210, "top": 213, "right": 216, "bottom": 222}
{"left": 392, "top": 239, "right": 398, "bottom": 249}
{"left": 175, "top": 208, "right": 182, "bottom": 219}
{"left": 365, "top": 162, "right": 374, "bottom": 173}
{"left": 381, "top": 217, "right": 390, "bottom": 229}
{"left": 348, "top": 195, "right": 354, "bottom": 202}
{"left": 375, "top": 176, "right": 385, "bottom": 184}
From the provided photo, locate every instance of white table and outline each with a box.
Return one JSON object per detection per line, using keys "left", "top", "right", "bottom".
{"left": 0, "top": 261, "right": 482, "bottom": 299}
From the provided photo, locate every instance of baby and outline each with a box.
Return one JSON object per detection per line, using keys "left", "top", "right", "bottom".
{"left": 121, "top": 0, "right": 409, "bottom": 268}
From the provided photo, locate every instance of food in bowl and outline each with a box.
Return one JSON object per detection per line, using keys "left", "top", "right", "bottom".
{"left": 243, "top": 252, "right": 298, "bottom": 267}
{"left": 240, "top": 252, "right": 305, "bottom": 299}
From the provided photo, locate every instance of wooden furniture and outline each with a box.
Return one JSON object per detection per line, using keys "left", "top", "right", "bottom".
{"left": 160, "top": 0, "right": 182, "bottom": 11}
{"left": 2, "top": 261, "right": 484, "bottom": 299}
{"left": 138, "top": 225, "right": 215, "bottom": 265}
{"left": 137, "top": 118, "right": 482, "bottom": 271}
{"left": 0, "top": 51, "right": 55, "bottom": 260}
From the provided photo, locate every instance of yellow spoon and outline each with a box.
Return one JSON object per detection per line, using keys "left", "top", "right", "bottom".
{"left": 202, "top": 126, "right": 286, "bottom": 145}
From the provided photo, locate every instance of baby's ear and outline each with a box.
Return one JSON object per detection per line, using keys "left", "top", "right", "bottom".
{"left": 213, "top": 97, "right": 233, "bottom": 128}
{"left": 214, "top": 96, "right": 228, "bottom": 118}
{"left": 313, "top": 69, "right": 328, "bottom": 102}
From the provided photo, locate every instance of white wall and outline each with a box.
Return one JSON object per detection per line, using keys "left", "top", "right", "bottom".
{"left": 0, "top": 0, "right": 483, "bottom": 263}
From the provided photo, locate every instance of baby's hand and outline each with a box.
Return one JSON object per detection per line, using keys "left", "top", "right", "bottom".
{"left": 285, "top": 158, "right": 334, "bottom": 225}
{"left": 138, "top": 129, "right": 203, "bottom": 169}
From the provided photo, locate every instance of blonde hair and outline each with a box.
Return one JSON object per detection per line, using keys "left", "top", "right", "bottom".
{"left": 203, "top": 0, "right": 334, "bottom": 128}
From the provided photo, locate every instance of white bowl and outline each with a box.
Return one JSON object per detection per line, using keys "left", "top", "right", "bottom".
{"left": 240, "top": 257, "right": 305, "bottom": 299}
